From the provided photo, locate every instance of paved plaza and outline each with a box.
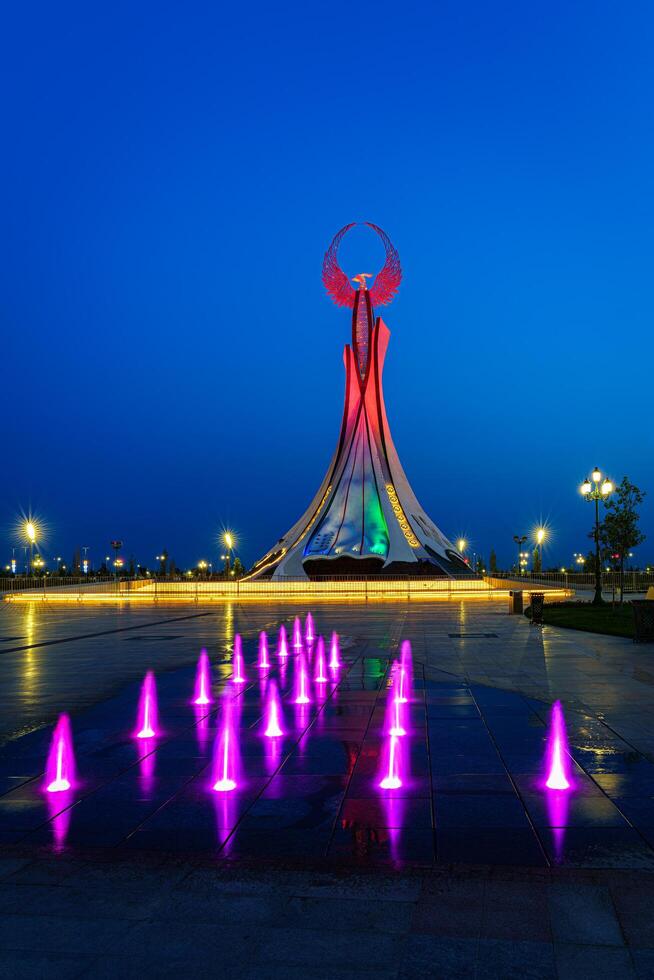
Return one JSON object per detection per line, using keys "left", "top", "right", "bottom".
{"left": 1, "top": 599, "right": 654, "bottom": 976}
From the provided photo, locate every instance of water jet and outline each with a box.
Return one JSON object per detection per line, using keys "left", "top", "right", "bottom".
{"left": 45, "top": 714, "right": 76, "bottom": 793}
{"left": 135, "top": 671, "right": 159, "bottom": 739}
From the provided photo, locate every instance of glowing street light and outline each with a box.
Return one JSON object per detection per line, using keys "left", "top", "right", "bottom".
{"left": 535, "top": 526, "right": 547, "bottom": 573}
{"left": 580, "top": 466, "right": 613, "bottom": 605}
{"left": 23, "top": 519, "right": 38, "bottom": 576}
{"left": 222, "top": 531, "right": 236, "bottom": 574}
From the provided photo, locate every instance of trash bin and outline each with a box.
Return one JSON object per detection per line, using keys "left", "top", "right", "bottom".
{"left": 530, "top": 592, "right": 545, "bottom": 626}
{"left": 632, "top": 600, "right": 654, "bottom": 643}
{"left": 509, "top": 590, "right": 524, "bottom": 614}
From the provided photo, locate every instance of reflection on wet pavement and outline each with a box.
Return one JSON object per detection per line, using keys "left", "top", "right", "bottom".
{"left": 1, "top": 607, "right": 654, "bottom": 871}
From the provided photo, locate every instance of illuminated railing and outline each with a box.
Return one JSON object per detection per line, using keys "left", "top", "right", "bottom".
{"left": 3, "top": 575, "right": 573, "bottom": 603}
{"left": 0, "top": 575, "right": 117, "bottom": 594}
{"left": 488, "top": 570, "right": 654, "bottom": 593}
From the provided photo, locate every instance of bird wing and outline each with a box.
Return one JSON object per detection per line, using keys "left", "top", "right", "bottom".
{"left": 322, "top": 223, "right": 356, "bottom": 308}
{"left": 367, "top": 222, "right": 402, "bottom": 307}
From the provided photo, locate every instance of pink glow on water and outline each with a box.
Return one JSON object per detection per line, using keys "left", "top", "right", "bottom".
{"left": 546, "top": 786, "right": 570, "bottom": 863}
{"left": 212, "top": 698, "right": 240, "bottom": 792}
{"left": 293, "top": 616, "right": 303, "bottom": 651}
{"left": 139, "top": 746, "right": 156, "bottom": 792}
{"left": 257, "top": 631, "right": 270, "bottom": 669}
{"left": 305, "top": 612, "right": 315, "bottom": 646}
{"left": 379, "top": 734, "right": 402, "bottom": 790}
{"left": 277, "top": 624, "right": 289, "bottom": 658}
{"left": 381, "top": 794, "right": 408, "bottom": 832}
{"left": 263, "top": 735, "right": 283, "bottom": 775}
{"left": 212, "top": 791, "right": 240, "bottom": 854}
{"left": 329, "top": 632, "right": 341, "bottom": 671}
{"left": 314, "top": 636, "right": 328, "bottom": 682}
{"left": 193, "top": 706, "right": 212, "bottom": 752}
{"left": 545, "top": 700, "right": 572, "bottom": 791}
{"left": 294, "top": 652, "right": 311, "bottom": 704}
{"left": 135, "top": 672, "right": 159, "bottom": 739}
{"left": 46, "top": 790, "right": 73, "bottom": 851}
{"left": 45, "top": 714, "right": 76, "bottom": 793}
{"left": 263, "top": 680, "right": 285, "bottom": 737}
{"left": 193, "top": 650, "right": 212, "bottom": 705}
{"left": 232, "top": 634, "right": 247, "bottom": 683}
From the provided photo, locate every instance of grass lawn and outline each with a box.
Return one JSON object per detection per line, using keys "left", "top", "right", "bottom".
{"left": 527, "top": 601, "right": 635, "bottom": 639}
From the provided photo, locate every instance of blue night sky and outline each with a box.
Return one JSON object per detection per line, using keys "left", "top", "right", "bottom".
{"left": 2, "top": 1, "right": 653, "bottom": 570}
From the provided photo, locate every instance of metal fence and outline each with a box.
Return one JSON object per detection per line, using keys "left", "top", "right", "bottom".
{"left": 3, "top": 575, "right": 505, "bottom": 603}
{"left": 0, "top": 576, "right": 117, "bottom": 594}
{"left": 488, "top": 570, "right": 654, "bottom": 593}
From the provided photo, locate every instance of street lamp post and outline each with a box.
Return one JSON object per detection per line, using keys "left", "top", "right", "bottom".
{"left": 111, "top": 540, "right": 123, "bottom": 586}
{"left": 24, "top": 521, "right": 37, "bottom": 576}
{"left": 535, "top": 527, "right": 547, "bottom": 573}
{"left": 513, "top": 535, "right": 527, "bottom": 575}
{"left": 580, "top": 467, "right": 613, "bottom": 605}
{"left": 223, "top": 532, "right": 235, "bottom": 575}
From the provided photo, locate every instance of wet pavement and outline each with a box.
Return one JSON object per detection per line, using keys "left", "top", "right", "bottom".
{"left": 3, "top": 600, "right": 654, "bottom": 975}
{"left": 1, "top": 606, "right": 654, "bottom": 871}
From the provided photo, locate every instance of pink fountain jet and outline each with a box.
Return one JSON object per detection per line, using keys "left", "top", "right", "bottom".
{"left": 379, "top": 734, "right": 402, "bottom": 790}
{"left": 212, "top": 697, "right": 240, "bottom": 792}
{"left": 329, "top": 632, "right": 341, "bottom": 671}
{"left": 396, "top": 640, "right": 413, "bottom": 703}
{"left": 545, "top": 700, "right": 572, "bottom": 791}
{"left": 314, "top": 636, "right": 328, "bottom": 683}
{"left": 135, "top": 671, "right": 159, "bottom": 739}
{"left": 305, "top": 612, "right": 315, "bottom": 647}
{"left": 193, "top": 650, "right": 212, "bottom": 706}
{"left": 257, "top": 631, "right": 270, "bottom": 669}
{"left": 293, "top": 616, "right": 303, "bottom": 651}
{"left": 263, "top": 680, "right": 285, "bottom": 738}
{"left": 277, "top": 624, "right": 289, "bottom": 658}
{"left": 386, "top": 669, "right": 406, "bottom": 737}
{"left": 232, "top": 634, "right": 247, "bottom": 684}
{"left": 45, "top": 714, "right": 76, "bottom": 793}
{"left": 294, "top": 652, "right": 311, "bottom": 704}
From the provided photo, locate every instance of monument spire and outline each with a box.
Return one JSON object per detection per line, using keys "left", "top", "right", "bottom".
{"left": 248, "top": 223, "right": 473, "bottom": 580}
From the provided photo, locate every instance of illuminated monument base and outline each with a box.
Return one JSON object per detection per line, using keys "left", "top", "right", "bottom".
{"left": 249, "top": 223, "right": 474, "bottom": 582}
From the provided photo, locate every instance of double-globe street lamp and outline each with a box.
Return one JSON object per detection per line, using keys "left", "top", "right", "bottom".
{"left": 580, "top": 467, "right": 613, "bottom": 605}
{"left": 513, "top": 534, "right": 527, "bottom": 575}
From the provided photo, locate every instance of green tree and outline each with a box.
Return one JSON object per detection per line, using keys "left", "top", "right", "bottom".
{"left": 532, "top": 547, "right": 542, "bottom": 574}
{"left": 599, "top": 477, "right": 646, "bottom": 604}
{"left": 489, "top": 549, "right": 498, "bottom": 573}
{"left": 232, "top": 557, "right": 245, "bottom": 578}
